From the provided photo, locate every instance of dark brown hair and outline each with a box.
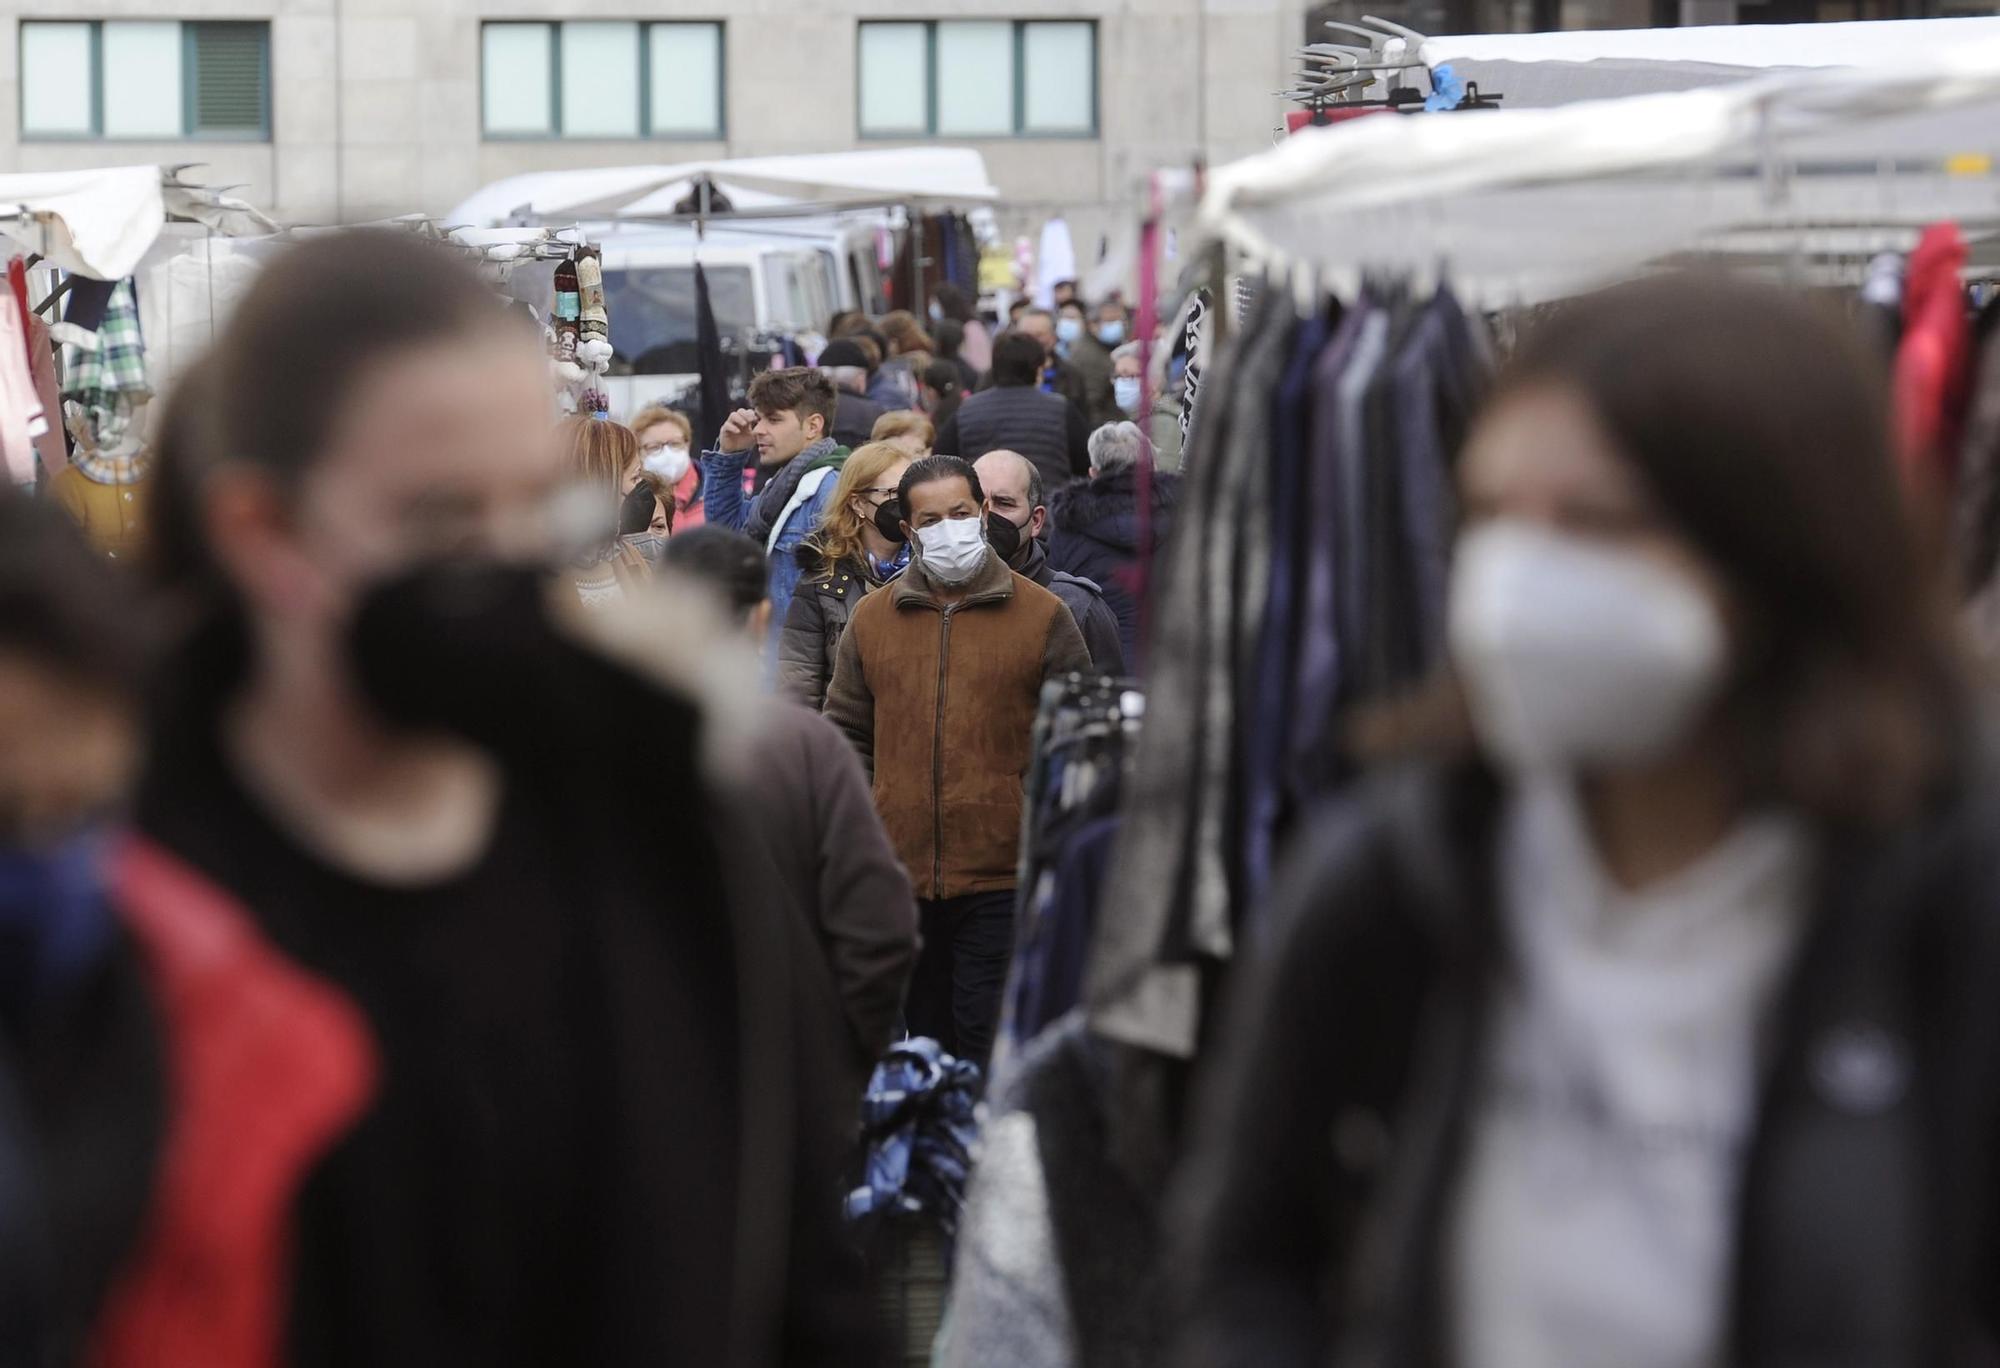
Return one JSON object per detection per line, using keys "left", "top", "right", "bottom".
{"left": 747, "top": 366, "right": 837, "bottom": 432}
{"left": 1380, "top": 273, "right": 1965, "bottom": 827}
{"left": 150, "top": 230, "right": 508, "bottom": 594}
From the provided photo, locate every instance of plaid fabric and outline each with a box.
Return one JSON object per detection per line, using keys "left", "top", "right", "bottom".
{"left": 62, "top": 281, "right": 148, "bottom": 397}
{"left": 61, "top": 280, "right": 151, "bottom": 467}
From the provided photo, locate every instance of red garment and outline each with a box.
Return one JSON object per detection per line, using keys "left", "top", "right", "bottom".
{"left": 1895, "top": 222, "right": 1972, "bottom": 491}
{"left": 673, "top": 463, "right": 706, "bottom": 531}
{"left": 90, "top": 838, "right": 377, "bottom": 1368}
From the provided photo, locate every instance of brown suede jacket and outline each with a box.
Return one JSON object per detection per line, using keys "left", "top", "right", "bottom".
{"left": 825, "top": 545, "right": 1091, "bottom": 902}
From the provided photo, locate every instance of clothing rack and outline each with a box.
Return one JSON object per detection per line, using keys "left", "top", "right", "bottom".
{"left": 990, "top": 673, "right": 1144, "bottom": 1090}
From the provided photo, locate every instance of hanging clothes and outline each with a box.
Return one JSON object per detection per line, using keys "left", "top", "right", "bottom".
{"left": 0, "top": 268, "right": 46, "bottom": 486}
{"left": 1036, "top": 220, "right": 1077, "bottom": 310}
{"left": 1895, "top": 222, "right": 1971, "bottom": 493}
{"left": 61, "top": 279, "right": 150, "bottom": 458}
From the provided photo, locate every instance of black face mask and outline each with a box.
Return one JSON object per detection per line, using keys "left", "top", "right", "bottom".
{"left": 984, "top": 510, "right": 1024, "bottom": 564}
{"left": 872, "top": 499, "right": 907, "bottom": 545}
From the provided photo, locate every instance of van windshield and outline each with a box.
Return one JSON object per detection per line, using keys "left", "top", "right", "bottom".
{"left": 603, "top": 265, "right": 755, "bottom": 375}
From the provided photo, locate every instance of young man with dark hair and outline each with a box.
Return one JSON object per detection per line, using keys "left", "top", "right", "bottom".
{"left": 825, "top": 456, "right": 1090, "bottom": 1072}
{"left": 701, "top": 366, "right": 848, "bottom": 644}
{"left": 935, "top": 333, "right": 1089, "bottom": 501}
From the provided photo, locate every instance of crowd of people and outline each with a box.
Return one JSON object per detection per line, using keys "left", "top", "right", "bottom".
{"left": 10, "top": 223, "right": 2000, "bottom": 1368}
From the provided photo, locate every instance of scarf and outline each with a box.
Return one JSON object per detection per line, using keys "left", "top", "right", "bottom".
{"left": 744, "top": 438, "right": 842, "bottom": 544}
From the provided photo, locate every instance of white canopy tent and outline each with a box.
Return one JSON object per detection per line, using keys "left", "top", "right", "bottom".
{"left": 446, "top": 148, "right": 999, "bottom": 229}
{"left": 1420, "top": 16, "right": 2000, "bottom": 107}
{"left": 1203, "top": 34, "right": 2000, "bottom": 307}
{"left": 0, "top": 165, "right": 277, "bottom": 281}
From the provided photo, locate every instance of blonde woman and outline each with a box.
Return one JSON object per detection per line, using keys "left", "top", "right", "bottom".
{"left": 555, "top": 414, "right": 649, "bottom": 607}
{"left": 777, "top": 440, "right": 913, "bottom": 710}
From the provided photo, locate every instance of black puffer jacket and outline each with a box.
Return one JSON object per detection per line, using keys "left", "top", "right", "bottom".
{"left": 1049, "top": 469, "right": 1181, "bottom": 670}
{"left": 1172, "top": 758, "right": 2000, "bottom": 1368}
{"left": 778, "top": 547, "right": 901, "bottom": 712}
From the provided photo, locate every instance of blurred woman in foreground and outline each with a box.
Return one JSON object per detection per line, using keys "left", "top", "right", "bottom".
{"left": 1174, "top": 275, "right": 2000, "bottom": 1367}
{"left": 138, "top": 230, "right": 878, "bottom": 1367}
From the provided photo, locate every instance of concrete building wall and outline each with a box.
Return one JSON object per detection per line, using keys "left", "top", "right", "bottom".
{"left": 2, "top": 0, "right": 1308, "bottom": 248}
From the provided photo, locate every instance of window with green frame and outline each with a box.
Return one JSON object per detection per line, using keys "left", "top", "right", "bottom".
{"left": 481, "top": 21, "right": 725, "bottom": 140}
{"left": 20, "top": 20, "right": 269, "bottom": 140}
{"left": 857, "top": 20, "right": 1096, "bottom": 138}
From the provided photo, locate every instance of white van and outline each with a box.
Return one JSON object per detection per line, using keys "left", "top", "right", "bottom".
{"left": 591, "top": 212, "right": 917, "bottom": 419}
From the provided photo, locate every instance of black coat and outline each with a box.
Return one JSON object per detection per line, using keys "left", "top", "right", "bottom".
{"left": 1172, "top": 759, "right": 2000, "bottom": 1368}
{"left": 779, "top": 550, "right": 896, "bottom": 713}
{"left": 1049, "top": 469, "right": 1181, "bottom": 669}
{"left": 138, "top": 576, "right": 884, "bottom": 1368}
{"left": 832, "top": 391, "right": 888, "bottom": 451}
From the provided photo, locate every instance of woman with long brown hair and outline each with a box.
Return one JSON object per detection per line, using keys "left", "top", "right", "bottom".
{"left": 1173, "top": 274, "right": 2000, "bottom": 1368}
{"left": 554, "top": 414, "right": 651, "bottom": 606}
{"left": 777, "top": 440, "right": 913, "bottom": 710}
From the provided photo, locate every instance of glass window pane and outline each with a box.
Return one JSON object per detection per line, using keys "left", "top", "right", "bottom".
{"left": 935, "top": 22, "right": 1012, "bottom": 136}
{"left": 483, "top": 24, "right": 552, "bottom": 136}
{"left": 102, "top": 22, "right": 183, "bottom": 138}
{"left": 187, "top": 23, "right": 266, "bottom": 137}
{"left": 858, "top": 23, "right": 927, "bottom": 135}
{"left": 1022, "top": 23, "right": 1094, "bottom": 134}
{"left": 605, "top": 265, "right": 754, "bottom": 374}
{"left": 648, "top": 24, "right": 721, "bottom": 137}
{"left": 21, "top": 23, "right": 95, "bottom": 137}
{"left": 560, "top": 22, "right": 639, "bottom": 138}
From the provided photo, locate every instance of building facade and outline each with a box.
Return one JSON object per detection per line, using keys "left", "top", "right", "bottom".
{"left": 12, "top": 0, "right": 1996, "bottom": 245}
{"left": 4, "top": 0, "right": 1321, "bottom": 249}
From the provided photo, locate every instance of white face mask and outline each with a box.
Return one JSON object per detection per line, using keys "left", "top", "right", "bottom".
{"left": 915, "top": 515, "right": 990, "bottom": 585}
{"left": 1447, "top": 521, "right": 1728, "bottom": 773}
{"left": 643, "top": 444, "right": 691, "bottom": 484}
{"left": 1113, "top": 376, "right": 1143, "bottom": 415}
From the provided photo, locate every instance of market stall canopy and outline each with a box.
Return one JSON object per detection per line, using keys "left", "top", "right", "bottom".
{"left": 1421, "top": 15, "right": 2000, "bottom": 106}
{"left": 1203, "top": 33, "right": 2000, "bottom": 307}
{"left": 0, "top": 165, "right": 277, "bottom": 281}
{"left": 448, "top": 148, "right": 1000, "bottom": 228}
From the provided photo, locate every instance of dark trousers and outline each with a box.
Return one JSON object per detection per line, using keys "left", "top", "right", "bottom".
{"left": 906, "top": 890, "right": 1015, "bottom": 1072}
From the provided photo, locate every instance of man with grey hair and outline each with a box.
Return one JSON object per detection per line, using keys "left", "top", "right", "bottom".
{"left": 974, "top": 449, "right": 1125, "bottom": 675}
{"left": 1050, "top": 421, "right": 1182, "bottom": 669}
{"left": 817, "top": 338, "right": 887, "bottom": 449}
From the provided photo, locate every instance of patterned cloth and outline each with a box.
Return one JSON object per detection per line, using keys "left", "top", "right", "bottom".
{"left": 846, "top": 1037, "right": 982, "bottom": 1236}
{"left": 62, "top": 279, "right": 151, "bottom": 470}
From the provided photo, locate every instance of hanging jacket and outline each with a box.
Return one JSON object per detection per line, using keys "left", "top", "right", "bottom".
{"left": 779, "top": 550, "right": 902, "bottom": 712}
{"left": 824, "top": 549, "right": 1091, "bottom": 901}
{"left": 1894, "top": 223, "right": 1971, "bottom": 493}
{"left": 1050, "top": 469, "right": 1182, "bottom": 670}
{"left": 1172, "top": 757, "right": 2000, "bottom": 1368}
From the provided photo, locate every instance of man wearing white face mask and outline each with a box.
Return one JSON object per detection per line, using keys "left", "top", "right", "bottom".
{"left": 826, "top": 455, "right": 1091, "bottom": 1072}
{"left": 627, "top": 404, "right": 703, "bottom": 531}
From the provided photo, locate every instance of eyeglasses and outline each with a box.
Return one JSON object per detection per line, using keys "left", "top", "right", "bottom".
{"left": 860, "top": 487, "right": 899, "bottom": 498}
